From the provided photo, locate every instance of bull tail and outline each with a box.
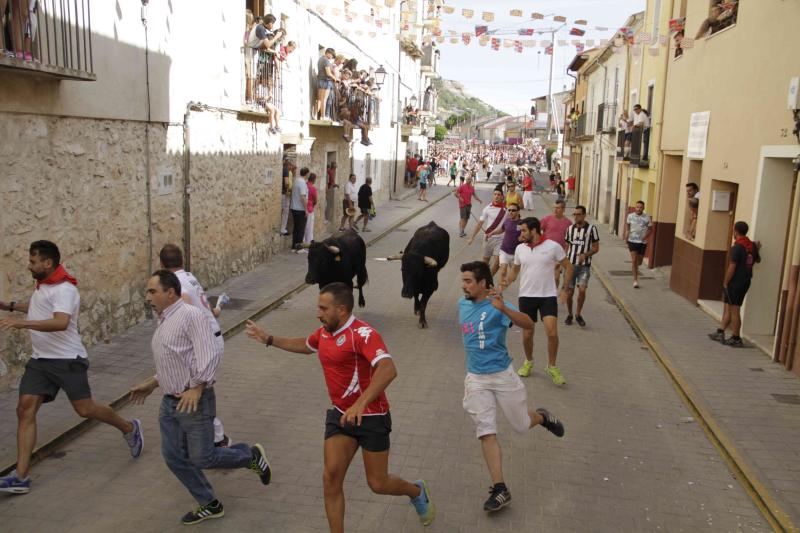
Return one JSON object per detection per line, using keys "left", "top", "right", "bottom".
{"left": 356, "top": 262, "right": 368, "bottom": 308}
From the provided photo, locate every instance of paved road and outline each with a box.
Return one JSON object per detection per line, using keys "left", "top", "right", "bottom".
{"left": 0, "top": 185, "right": 768, "bottom": 532}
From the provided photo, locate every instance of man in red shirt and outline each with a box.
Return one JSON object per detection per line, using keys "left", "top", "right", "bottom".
{"left": 540, "top": 199, "right": 573, "bottom": 287}
{"left": 454, "top": 176, "right": 482, "bottom": 238}
{"left": 245, "top": 283, "right": 434, "bottom": 532}
{"left": 521, "top": 171, "right": 535, "bottom": 212}
{"left": 566, "top": 175, "right": 576, "bottom": 201}
{"left": 406, "top": 154, "right": 419, "bottom": 186}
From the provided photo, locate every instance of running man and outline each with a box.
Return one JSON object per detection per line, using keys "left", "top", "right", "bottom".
{"left": 455, "top": 175, "right": 482, "bottom": 238}
{"left": 490, "top": 202, "right": 521, "bottom": 289}
{"left": 564, "top": 206, "right": 600, "bottom": 327}
{"left": 0, "top": 240, "right": 143, "bottom": 494}
{"left": 623, "top": 201, "right": 652, "bottom": 288}
{"left": 539, "top": 199, "right": 573, "bottom": 288}
{"left": 244, "top": 282, "right": 435, "bottom": 532}
{"left": 159, "top": 244, "right": 231, "bottom": 447}
{"left": 521, "top": 170, "right": 535, "bottom": 212}
{"left": 459, "top": 261, "right": 564, "bottom": 512}
{"left": 467, "top": 188, "right": 507, "bottom": 277}
{"left": 448, "top": 159, "right": 458, "bottom": 187}
{"left": 503, "top": 218, "right": 573, "bottom": 385}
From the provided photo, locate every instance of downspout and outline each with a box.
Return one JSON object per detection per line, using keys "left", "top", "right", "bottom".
{"left": 182, "top": 102, "right": 196, "bottom": 272}
{"left": 391, "top": 0, "right": 407, "bottom": 198}
{"left": 141, "top": 1, "right": 153, "bottom": 281}
{"left": 566, "top": 68, "right": 579, "bottom": 202}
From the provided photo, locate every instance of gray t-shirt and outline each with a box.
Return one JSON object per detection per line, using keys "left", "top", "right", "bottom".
{"left": 626, "top": 212, "right": 652, "bottom": 243}
{"left": 317, "top": 55, "right": 332, "bottom": 83}
{"left": 291, "top": 177, "right": 308, "bottom": 211}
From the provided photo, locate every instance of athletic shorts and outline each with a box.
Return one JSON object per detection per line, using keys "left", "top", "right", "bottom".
{"left": 627, "top": 241, "right": 647, "bottom": 255}
{"left": 518, "top": 296, "right": 558, "bottom": 322}
{"left": 568, "top": 264, "right": 591, "bottom": 289}
{"left": 499, "top": 250, "right": 515, "bottom": 266}
{"left": 19, "top": 357, "right": 92, "bottom": 403}
{"left": 324, "top": 408, "right": 391, "bottom": 452}
{"left": 419, "top": 182, "right": 427, "bottom": 190}
{"left": 723, "top": 281, "right": 751, "bottom": 307}
{"left": 342, "top": 199, "right": 352, "bottom": 212}
{"left": 460, "top": 204, "right": 472, "bottom": 221}
{"left": 463, "top": 366, "right": 530, "bottom": 438}
{"left": 360, "top": 207, "right": 370, "bottom": 215}
{"left": 482, "top": 234, "right": 503, "bottom": 258}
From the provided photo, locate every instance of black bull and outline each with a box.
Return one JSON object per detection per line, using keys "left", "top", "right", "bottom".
{"left": 304, "top": 231, "right": 368, "bottom": 307}
{"left": 390, "top": 221, "right": 449, "bottom": 328}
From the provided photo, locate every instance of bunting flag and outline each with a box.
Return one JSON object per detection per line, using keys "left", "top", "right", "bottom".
{"left": 475, "top": 25, "right": 488, "bottom": 36}
{"left": 569, "top": 27, "right": 586, "bottom": 36}
{"left": 331, "top": 8, "right": 341, "bottom": 16}
{"left": 586, "top": 39, "right": 595, "bottom": 46}
{"left": 557, "top": 39, "right": 567, "bottom": 46}
{"left": 595, "top": 26, "right": 609, "bottom": 31}
{"left": 503, "top": 39, "right": 514, "bottom": 47}
{"left": 659, "top": 35, "right": 668, "bottom": 45}
{"left": 571, "top": 39, "right": 582, "bottom": 46}
{"left": 369, "top": 31, "right": 376, "bottom": 38}
{"left": 523, "top": 40, "right": 535, "bottom": 47}
{"left": 631, "top": 44, "right": 642, "bottom": 57}
{"left": 436, "top": 35, "right": 445, "bottom": 42}
{"left": 518, "top": 28, "right": 534, "bottom": 36}
{"left": 576, "top": 43, "right": 585, "bottom": 52}
{"left": 491, "top": 37, "right": 500, "bottom": 50}
{"left": 482, "top": 11, "right": 495, "bottom": 22}
{"left": 442, "top": 5, "right": 455, "bottom": 14}
{"left": 479, "top": 38, "right": 487, "bottom": 46}
{"left": 553, "top": 15, "right": 567, "bottom": 22}
{"left": 355, "top": 29, "right": 363, "bottom": 35}
{"left": 384, "top": 0, "right": 395, "bottom": 7}
{"left": 648, "top": 46, "right": 660, "bottom": 57}
{"left": 681, "top": 37, "right": 694, "bottom": 49}
{"left": 669, "top": 17, "right": 686, "bottom": 32}
{"left": 375, "top": 18, "right": 382, "bottom": 27}
{"left": 638, "top": 32, "right": 652, "bottom": 44}
{"left": 462, "top": 8, "right": 474, "bottom": 19}
{"left": 315, "top": 4, "right": 326, "bottom": 14}
{"left": 363, "top": 14, "right": 372, "bottom": 23}
{"left": 510, "top": 9, "right": 523, "bottom": 17}
{"left": 462, "top": 33, "right": 472, "bottom": 44}
{"left": 574, "top": 19, "right": 588, "bottom": 26}
{"left": 545, "top": 44, "right": 553, "bottom": 55}
{"left": 531, "top": 12, "right": 544, "bottom": 20}
{"left": 450, "top": 37, "right": 459, "bottom": 44}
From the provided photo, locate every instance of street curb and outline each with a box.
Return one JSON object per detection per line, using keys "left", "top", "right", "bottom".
{"left": 0, "top": 188, "right": 452, "bottom": 477}
{"left": 593, "top": 263, "right": 797, "bottom": 533}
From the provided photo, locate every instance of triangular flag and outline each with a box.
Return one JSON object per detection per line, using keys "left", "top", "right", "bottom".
{"left": 586, "top": 39, "right": 595, "bottom": 46}
{"left": 574, "top": 19, "right": 587, "bottom": 25}
{"left": 462, "top": 8, "right": 474, "bottom": 19}
{"left": 523, "top": 40, "right": 536, "bottom": 47}
{"left": 475, "top": 25, "right": 488, "bottom": 37}
{"left": 638, "top": 32, "right": 652, "bottom": 44}
{"left": 482, "top": 11, "right": 495, "bottom": 22}
{"left": 576, "top": 43, "right": 585, "bottom": 52}
{"left": 545, "top": 44, "right": 553, "bottom": 55}
{"left": 518, "top": 28, "right": 534, "bottom": 36}
{"left": 462, "top": 33, "right": 472, "bottom": 44}
{"left": 557, "top": 39, "right": 567, "bottom": 46}
{"left": 595, "top": 26, "right": 609, "bottom": 31}
{"left": 503, "top": 39, "right": 514, "bottom": 47}
{"left": 510, "top": 9, "right": 523, "bottom": 17}
{"left": 553, "top": 15, "right": 567, "bottom": 22}
{"left": 569, "top": 27, "right": 586, "bottom": 36}
{"left": 531, "top": 12, "right": 544, "bottom": 20}
{"left": 648, "top": 46, "right": 660, "bottom": 56}
{"left": 442, "top": 5, "right": 455, "bottom": 14}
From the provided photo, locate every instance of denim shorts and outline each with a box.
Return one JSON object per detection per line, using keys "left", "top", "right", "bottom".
{"left": 569, "top": 264, "right": 591, "bottom": 288}
{"left": 317, "top": 79, "right": 334, "bottom": 90}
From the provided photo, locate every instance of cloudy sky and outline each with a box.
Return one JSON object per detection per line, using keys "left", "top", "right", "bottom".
{"left": 436, "top": 0, "right": 646, "bottom": 116}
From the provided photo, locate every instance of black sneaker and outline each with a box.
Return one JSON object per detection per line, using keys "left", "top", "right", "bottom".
{"left": 564, "top": 315, "right": 573, "bottom": 326}
{"left": 708, "top": 331, "right": 725, "bottom": 342}
{"left": 214, "top": 434, "right": 232, "bottom": 448}
{"left": 575, "top": 316, "right": 586, "bottom": 327}
{"left": 536, "top": 408, "right": 565, "bottom": 438}
{"left": 249, "top": 443, "right": 272, "bottom": 485}
{"left": 181, "top": 499, "right": 224, "bottom": 525}
{"left": 723, "top": 337, "right": 744, "bottom": 348}
{"left": 483, "top": 486, "right": 512, "bottom": 512}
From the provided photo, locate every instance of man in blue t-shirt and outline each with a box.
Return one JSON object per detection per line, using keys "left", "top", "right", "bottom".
{"left": 458, "top": 261, "right": 565, "bottom": 514}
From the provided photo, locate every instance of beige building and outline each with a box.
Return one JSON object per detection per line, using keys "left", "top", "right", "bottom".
{"left": 660, "top": 0, "right": 800, "bottom": 371}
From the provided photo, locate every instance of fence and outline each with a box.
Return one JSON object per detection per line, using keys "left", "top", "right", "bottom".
{"left": 243, "top": 48, "right": 283, "bottom": 115}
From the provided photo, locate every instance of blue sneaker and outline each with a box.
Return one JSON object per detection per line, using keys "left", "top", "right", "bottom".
{"left": 0, "top": 471, "right": 30, "bottom": 494}
{"left": 124, "top": 419, "right": 144, "bottom": 458}
{"left": 410, "top": 479, "right": 435, "bottom": 526}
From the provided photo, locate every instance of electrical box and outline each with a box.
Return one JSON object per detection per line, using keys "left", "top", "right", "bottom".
{"left": 158, "top": 174, "right": 174, "bottom": 196}
{"left": 789, "top": 77, "right": 800, "bottom": 110}
{"left": 711, "top": 190, "right": 731, "bottom": 212}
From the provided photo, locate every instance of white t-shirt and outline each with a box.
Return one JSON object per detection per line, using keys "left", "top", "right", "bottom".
{"left": 175, "top": 270, "right": 221, "bottom": 335}
{"left": 27, "top": 282, "right": 88, "bottom": 359}
{"left": 626, "top": 212, "right": 652, "bottom": 243}
{"left": 290, "top": 177, "right": 308, "bottom": 211}
{"left": 633, "top": 111, "right": 650, "bottom": 129}
{"left": 344, "top": 181, "right": 357, "bottom": 201}
{"left": 479, "top": 204, "right": 506, "bottom": 234}
{"left": 513, "top": 240, "right": 566, "bottom": 298}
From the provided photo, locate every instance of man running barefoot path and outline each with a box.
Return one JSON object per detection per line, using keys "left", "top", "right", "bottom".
{"left": 0, "top": 240, "right": 143, "bottom": 494}
{"left": 244, "top": 282, "right": 434, "bottom": 533}
{"left": 624, "top": 201, "right": 653, "bottom": 288}
{"left": 503, "top": 218, "right": 573, "bottom": 385}
{"left": 130, "top": 270, "right": 272, "bottom": 525}
{"left": 458, "top": 261, "right": 564, "bottom": 512}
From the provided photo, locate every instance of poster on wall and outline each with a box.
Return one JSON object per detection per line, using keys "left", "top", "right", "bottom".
{"left": 687, "top": 111, "right": 710, "bottom": 159}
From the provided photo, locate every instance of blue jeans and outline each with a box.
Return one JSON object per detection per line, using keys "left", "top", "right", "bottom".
{"left": 159, "top": 389, "right": 251, "bottom": 504}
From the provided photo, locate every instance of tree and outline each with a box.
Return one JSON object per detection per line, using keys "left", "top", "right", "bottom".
{"left": 445, "top": 114, "right": 459, "bottom": 129}
{"left": 434, "top": 124, "right": 447, "bottom": 142}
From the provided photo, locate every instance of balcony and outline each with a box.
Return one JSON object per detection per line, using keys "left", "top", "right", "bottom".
{"left": 627, "top": 127, "right": 650, "bottom": 168}
{"left": 242, "top": 48, "right": 283, "bottom": 118}
{"left": 596, "top": 103, "right": 617, "bottom": 134}
{"left": 400, "top": 110, "right": 422, "bottom": 137}
{"left": 421, "top": 44, "right": 440, "bottom": 78}
{"left": 575, "top": 112, "right": 594, "bottom": 140}
{"left": 0, "top": 0, "right": 95, "bottom": 81}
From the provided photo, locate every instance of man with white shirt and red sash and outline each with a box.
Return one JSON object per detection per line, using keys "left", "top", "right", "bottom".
{"left": 0, "top": 240, "right": 143, "bottom": 494}
{"left": 130, "top": 270, "right": 272, "bottom": 525}
{"left": 245, "top": 282, "right": 435, "bottom": 533}
{"left": 467, "top": 188, "right": 507, "bottom": 277}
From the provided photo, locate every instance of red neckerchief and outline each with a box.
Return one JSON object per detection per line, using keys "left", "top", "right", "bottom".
{"left": 491, "top": 201, "right": 504, "bottom": 208}
{"left": 527, "top": 236, "right": 549, "bottom": 249}
{"left": 36, "top": 264, "right": 78, "bottom": 290}
{"left": 735, "top": 236, "right": 753, "bottom": 255}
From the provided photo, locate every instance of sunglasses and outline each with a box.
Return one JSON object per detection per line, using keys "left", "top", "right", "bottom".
{"left": 508, "top": 209, "right": 520, "bottom": 213}
{"left": 573, "top": 212, "right": 585, "bottom": 216}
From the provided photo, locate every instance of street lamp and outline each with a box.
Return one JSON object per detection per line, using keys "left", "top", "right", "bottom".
{"left": 374, "top": 65, "right": 387, "bottom": 90}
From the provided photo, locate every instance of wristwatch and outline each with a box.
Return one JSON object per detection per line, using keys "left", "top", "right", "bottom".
{"left": 9, "top": 301, "right": 15, "bottom": 312}
{"left": 266, "top": 335, "right": 274, "bottom": 347}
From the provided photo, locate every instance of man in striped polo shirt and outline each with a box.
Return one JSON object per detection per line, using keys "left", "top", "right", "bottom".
{"left": 130, "top": 270, "right": 272, "bottom": 525}
{"left": 564, "top": 206, "right": 600, "bottom": 327}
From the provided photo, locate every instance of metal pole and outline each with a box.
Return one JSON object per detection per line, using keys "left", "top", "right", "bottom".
{"left": 546, "top": 29, "right": 556, "bottom": 141}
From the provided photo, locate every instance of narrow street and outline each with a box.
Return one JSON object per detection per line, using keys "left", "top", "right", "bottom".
{"left": 0, "top": 185, "right": 768, "bottom": 532}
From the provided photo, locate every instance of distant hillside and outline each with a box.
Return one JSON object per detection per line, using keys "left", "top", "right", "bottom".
{"left": 435, "top": 78, "right": 507, "bottom": 123}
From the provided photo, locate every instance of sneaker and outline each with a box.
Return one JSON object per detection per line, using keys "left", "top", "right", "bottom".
{"left": 708, "top": 331, "right": 726, "bottom": 342}
{"left": 633, "top": 281, "right": 640, "bottom": 288}
{"left": 575, "top": 316, "right": 586, "bottom": 327}
{"left": 459, "top": 231, "right": 466, "bottom": 238}
{"left": 249, "top": 444, "right": 272, "bottom": 485}
{"left": 545, "top": 365, "right": 566, "bottom": 386}
{"left": 536, "top": 408, "right": 565, "bottom": 437}
{"left": 0, "top": 471, "right": 30, "bottom": 494}
{"left": 723, "top": 336, "right": 744, "bottom": 348}
{"left": 410, "top": 479, "right": 435, "bottom": 526}
{"left": 517, "top": 359, "right": 533, "bottom": 378}
{"left": 483, "top": 485, "right": 512, "bottom": 512}
{"left": 181, "top": 499, "right": 224, "bottom": 525}
{"left": 564, "top": 314, "right": 573, "bottom": 326}
{"left": 214, "top": 434, "right": 232, "bottom": 448}
{"left": 297, "top": 249, "right": 309, "bottom": 254}
{"left": 124, "top": 419, "right": 144, "bottom": 458}
{"left": 280, "top": 230, "right": 289, "bottom": 236}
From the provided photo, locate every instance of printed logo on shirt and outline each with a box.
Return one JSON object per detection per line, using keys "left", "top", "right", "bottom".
{"left": 356, "top": 326, "right": 373, "bottom": 343}
{"left": 336, "top": 335, "right": 346, "bottom": 347}
{"left": 375, "top": 348, "right": 386, "bottom": 357}
{"left": 341, "top": 369, "right": 361, "bottom": 398}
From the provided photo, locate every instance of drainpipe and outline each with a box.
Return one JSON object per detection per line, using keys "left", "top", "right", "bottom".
{"left": 141, "top": 0, "right": 154, "bottom": 280}
{"left": 390, "top": 0, "right": 408, "bottom": 199}
{"left": 182, "top": 102, "right": 196, "bottom": 272}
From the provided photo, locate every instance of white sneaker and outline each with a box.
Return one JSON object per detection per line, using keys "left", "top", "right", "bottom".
{"left": 297, "top": 249, "right": 309, "bottom": 254}
{"left": 633, "top": 281, "right": 639, "bottom": 288}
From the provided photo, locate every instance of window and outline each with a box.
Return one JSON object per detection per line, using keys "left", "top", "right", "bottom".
{"left": 697, "top": 0, "right": 738, "bottom": 39}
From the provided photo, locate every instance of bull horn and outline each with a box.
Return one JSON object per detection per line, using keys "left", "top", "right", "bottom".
{"left": 386, "top": 252, "right": 404, "bottom": 261}
{"left": 423, "top": 256, "right": 438, "bottom": 267}
{"left": 326, "top": 245, "right": 340, "bottom": 254}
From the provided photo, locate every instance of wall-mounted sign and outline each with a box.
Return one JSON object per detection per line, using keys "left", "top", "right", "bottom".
{"left": 711, "top": 190, "right": 731, "bottom": 212}
{"left": 687, "top": 111, "right": 710, "bottom": 159}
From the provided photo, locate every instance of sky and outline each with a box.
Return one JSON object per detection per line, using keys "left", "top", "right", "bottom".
{"left": 436, "top": 0, "right": 646, "bottom": 116}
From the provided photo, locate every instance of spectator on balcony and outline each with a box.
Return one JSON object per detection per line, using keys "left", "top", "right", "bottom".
{"left": 2, "top": 0, "right": 34, "bottom": 61}
{"left": 314, "top": 48, "right": 337, "bottom": 121}
{"left": 244, "top": 10, "right": 256, "bottom": 107}
{"left": 695, "top": 0, "right": 737, "bottom": 39}
{"left": 279, "top": 40, "right": 296, "bottom": 64}
{"left": 619, "top": 111, "right": 633, "bottom": 158}
{"left": 632, "top": 105, "right": 651, "bottom": 161}
{"left": 423, "top": 85, "right": 434, "bottom": 112}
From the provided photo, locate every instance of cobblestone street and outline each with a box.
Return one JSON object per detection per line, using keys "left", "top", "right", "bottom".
{"left": 0, "top": 186, "right": 769, "bottom": 532}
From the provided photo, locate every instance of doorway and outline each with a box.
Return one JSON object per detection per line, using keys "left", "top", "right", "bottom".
{"left": 652, "top": 154, "right": 682, "bottom": 267}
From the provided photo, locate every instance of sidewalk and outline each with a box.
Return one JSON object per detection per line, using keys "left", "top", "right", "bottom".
{"left": 0, "top": 183, "right": 449, "bottom": 473}
{"left": 535, "top": 183, "right": 800, "bottom": 529}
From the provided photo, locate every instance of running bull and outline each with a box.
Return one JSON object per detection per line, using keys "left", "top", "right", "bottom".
{"left": 304, "top": 231, "right": 369, "bottom": 307}
{"left": 387, "top": 221, "right": 449, "bottom": 328}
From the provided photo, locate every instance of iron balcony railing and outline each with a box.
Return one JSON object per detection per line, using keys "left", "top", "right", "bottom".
{"left": 0, "top": 0, "right": 95, "bottom": 80}
{"left": 597, "top": 102, "right": 618, "bottom": 133}
{"left": 243, "top": 47, "right": 283, "bottom": 115}
{"left": 317, "top": 82, "right": 379, "bottom": 127}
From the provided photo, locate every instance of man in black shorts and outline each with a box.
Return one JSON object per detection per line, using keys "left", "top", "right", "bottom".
{"left": 709, "top": 221, "right": 759, "bottom": 347}
{"left": 503, "top": 218, "right": 572, "bottom": 386}
{"left": 0, "top": 240, "right": 143, "bottom": 494}
{"left": 245, "top": 283, "right": 434, "bottom": 532}
{"left": 354, "top": 177, "right": 374, "bottom": 232}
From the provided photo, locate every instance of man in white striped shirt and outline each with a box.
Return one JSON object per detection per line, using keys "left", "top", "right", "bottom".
{"left": 130, "top": 270, "right": 272, "bottom": 525}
